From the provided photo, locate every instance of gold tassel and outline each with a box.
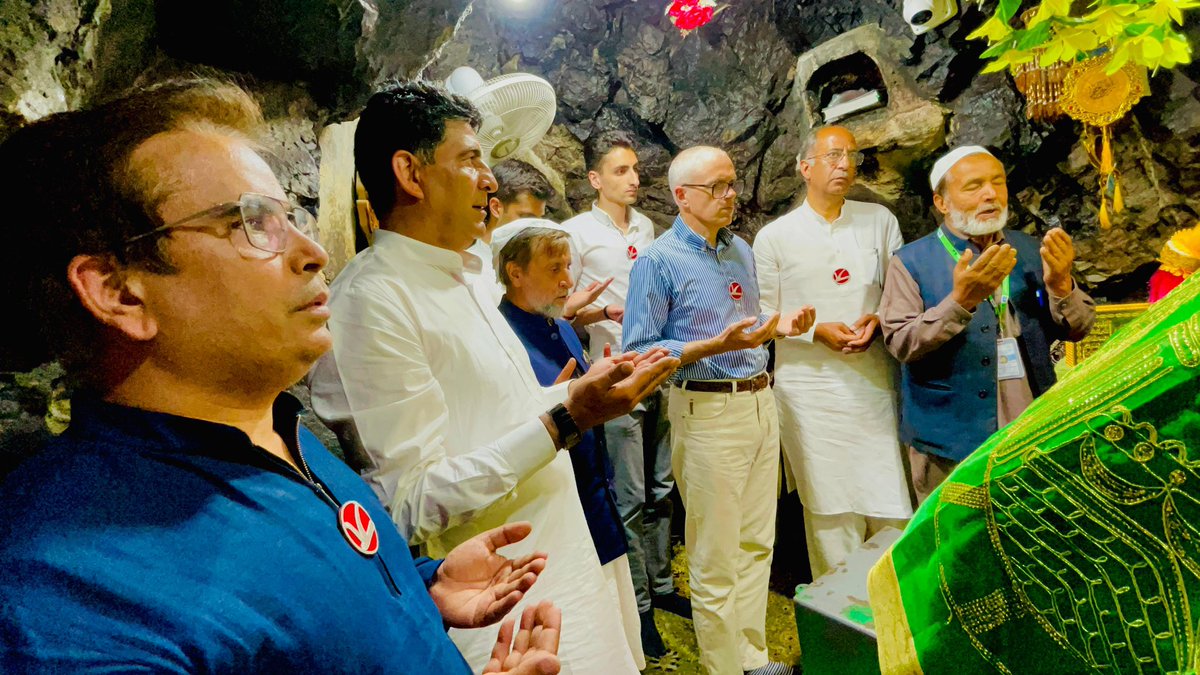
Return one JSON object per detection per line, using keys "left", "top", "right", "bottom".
{"left": 1100, "top": 126, "right": 1114, "bottom": 175}
{"left": 1113, "top": 178, "right": 1124, "bottom": 213}
{"left": 1099, "top": 196, "right": 1111, "bottom": 228}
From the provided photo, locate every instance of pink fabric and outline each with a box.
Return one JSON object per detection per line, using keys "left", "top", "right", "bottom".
{"left": 1149, "top": 268, "right": 1185, "bottom": 304}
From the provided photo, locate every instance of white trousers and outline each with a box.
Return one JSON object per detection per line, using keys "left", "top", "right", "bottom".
{"left": 803, "top": 511, "right": 908, "bottom": 579}
{"left": 602, "top": 554, "right": 646, "bottom": 670}
{"left": 668, "top": 384, "right": 779, "bottom": 675}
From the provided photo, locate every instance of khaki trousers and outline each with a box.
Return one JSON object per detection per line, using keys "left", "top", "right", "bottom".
{"left": 668, "top": 384, "right": 779, "bottom": 675}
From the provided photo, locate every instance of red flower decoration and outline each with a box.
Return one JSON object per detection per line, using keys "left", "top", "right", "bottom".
{"left": 667, "top": 0, "right": 721, "bottom": 34}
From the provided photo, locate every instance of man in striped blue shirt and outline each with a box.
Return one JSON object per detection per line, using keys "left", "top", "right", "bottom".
{"left": 623, "top": 146, "right": 815, "bottom": 675}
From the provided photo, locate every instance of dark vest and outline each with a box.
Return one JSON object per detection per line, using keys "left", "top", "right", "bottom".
{"left": 894, "top": 226, "right": 1067, "bottom": 461}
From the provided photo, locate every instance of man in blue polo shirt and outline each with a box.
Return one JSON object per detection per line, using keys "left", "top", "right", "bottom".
{"left": 0, "top": 78, "right": 559, "bottom": 674}
{"left": 623, "top": 146, "right": 815, "bottom": 675}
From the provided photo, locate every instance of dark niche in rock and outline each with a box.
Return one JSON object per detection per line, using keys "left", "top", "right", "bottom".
{"left": 806, "top": 52, "right": 889, "bottom": 125}
{"left": 154, "top": 0, "right": 363, "bottom": 106}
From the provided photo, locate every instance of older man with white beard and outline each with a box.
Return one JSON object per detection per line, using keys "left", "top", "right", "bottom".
{"left": 879, "top": 145, "right": 1095, "bottom": 503}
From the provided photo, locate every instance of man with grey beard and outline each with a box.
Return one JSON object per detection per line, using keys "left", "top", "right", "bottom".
{"left": 879, "top": 145, "right": 1095, "bottom": 502}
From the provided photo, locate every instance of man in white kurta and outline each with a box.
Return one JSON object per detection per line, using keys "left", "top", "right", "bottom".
{"left": 307, "top": 81, "right": 675, "bottom": 674}
{"left": 753, "top": 126, "right": 911, "bottom": 578}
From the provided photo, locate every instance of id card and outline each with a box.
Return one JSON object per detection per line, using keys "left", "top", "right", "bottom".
{"left": 996, "top": 337, "right": 1025, "bottom": 381}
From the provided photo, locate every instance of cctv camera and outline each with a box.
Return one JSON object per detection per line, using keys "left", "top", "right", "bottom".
{"left": 903, "top": 0, "right": 957, "bottom": 35}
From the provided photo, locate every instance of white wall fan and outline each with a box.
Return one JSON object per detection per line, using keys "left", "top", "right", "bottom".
{"left": 445, "top": 66, "right": 557, "bottom": 165}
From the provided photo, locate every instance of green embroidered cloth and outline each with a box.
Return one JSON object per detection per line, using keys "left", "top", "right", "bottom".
{"left": 869, "top": 273, "right": 1200, "bottom": 674}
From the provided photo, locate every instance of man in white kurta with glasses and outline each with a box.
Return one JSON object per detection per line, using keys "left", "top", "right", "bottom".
{"left": 754, "top": 126, "right": 911, "bottom": 579}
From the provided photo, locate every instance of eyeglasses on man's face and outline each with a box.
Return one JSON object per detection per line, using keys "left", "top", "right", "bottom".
{"left": 124, "top": 192, "right": 317, "bottom": 254}
{"left": 680, "top": 179, "right": 744, "bottom": 200}
{"left": 804, "top": 149, "right": 866, "bottom": 167}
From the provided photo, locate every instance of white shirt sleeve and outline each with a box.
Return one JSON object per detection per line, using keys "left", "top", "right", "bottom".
{"left": 753, "top": 231, "right": 781, "bottom": 315}
{"left": 755, "top": 226, "right": 815, "bottom": 343}
{"left": 312, "top": 286, "right": 557, "bottom": 544}
{"left": 566, "top": 227, "right": 587, "bottom": 293}
{"left": 883, "top": 210, "right": 905, "bottom": 281}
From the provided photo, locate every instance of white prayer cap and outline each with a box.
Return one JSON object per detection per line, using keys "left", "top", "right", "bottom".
{"left": 929, "top": 145, "right": 995, "bottom": 192}
{"left": 489, "top": 218, "right": 574, "bottom": 269}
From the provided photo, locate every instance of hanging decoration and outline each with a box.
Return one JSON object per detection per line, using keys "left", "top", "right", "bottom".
{"left": 666, "top": 0, "right": 723, "bottom": 36}
{"left": 1011, "top": 9, "right": 1070, "bottom": 122}
{"left": 966, "top": 0, "right": 1196, "bottom": 228}
{"left": 1060, "top": 53, "right": 1148, "bottom": 227}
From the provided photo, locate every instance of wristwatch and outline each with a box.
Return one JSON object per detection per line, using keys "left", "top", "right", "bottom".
{"left": 548, "top": 403, "right": 582, "bottom": 449}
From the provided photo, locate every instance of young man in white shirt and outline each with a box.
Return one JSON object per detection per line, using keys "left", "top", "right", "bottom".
{"left": 560, "top": 131, "right": 684, "bottom": 659}
{"left": 308, "top": 81, "right": 678, "bottom": 674}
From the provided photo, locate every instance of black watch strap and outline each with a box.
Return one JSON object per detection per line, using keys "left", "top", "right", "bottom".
{"left": 549, "top": 403, "right": 582, "bottom": 449}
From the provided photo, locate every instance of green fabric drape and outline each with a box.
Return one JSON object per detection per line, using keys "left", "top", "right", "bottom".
{"left": 870, "top": 273, "right": 1200, "bottom": 674}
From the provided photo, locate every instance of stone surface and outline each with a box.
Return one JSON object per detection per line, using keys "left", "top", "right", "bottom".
{"left": 4, "top": 0, "right": 1196, "bottom": 294}
{"left": 2, "top": 0, "right": 1199, "bottom": 443}
{"left": 316, "top": 119, "right": 363, "bottom": 278}
{"left": 0, "top": 0, "right": 156, "bottom": 140}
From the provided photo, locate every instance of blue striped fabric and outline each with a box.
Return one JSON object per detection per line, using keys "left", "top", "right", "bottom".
{"left": 622, "top": 216, "right": 769, "bottom": 383}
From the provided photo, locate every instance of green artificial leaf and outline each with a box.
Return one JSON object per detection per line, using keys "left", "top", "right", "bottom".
{"left": 977, "top": 0, "right": 1196, "bottom": 77}
{"left": 1062, "top": 26, "right": 1102, "bottom": 52}
{"left": 1162, "top": 34, "right": 1193, "bottom": 65}
{"left": 1106, "top": 42, "right": 1134, "bottom": 71}
{"left": 982, "top": 36, "right": 1019, "bottom": 57}
{"left": 1016, "top": 21, "right": 1055, "bottom": 49}
{"left": 1030, "top": 0, "right": 1075, "bottom": 26}
{"left": 1042, "top": 36, "right": 1069, "bottom": 63}
{"left": 998, "top": 0, "right": 1023, "bottom": 22}
{"left": 1141, "top": 35, "right": 1166, "bottom": 59}
{"left": 968, "top": 15, "right": 1014, "bottom": 41}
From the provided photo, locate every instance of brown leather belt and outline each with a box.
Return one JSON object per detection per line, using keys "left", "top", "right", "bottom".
{"left": 678, "top": 372, "right": 769, "bottom": 394}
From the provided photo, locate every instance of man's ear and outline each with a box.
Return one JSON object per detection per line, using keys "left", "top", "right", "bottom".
{"left": 587, "top": 170, "right": 602, "bottom": 192}
{"left": 489, "top": 197, "right": 503, "bottom": 221}
{"left": 932, "top": 191, "right": 950, "bottom": 217}
{"left": 672, "top": 186, "right": 690, "bottom": 211}
{"left": 392, "top": 150, "right": 424, "bottom": 201}
{"left": 797, "top": 159, "right": 812, "bottom": 182}
{"left": 504, "top": 261, "right": 524, "bottom": 289}
{"left": 66, "top": 254, "right": 157, "bottom": 343}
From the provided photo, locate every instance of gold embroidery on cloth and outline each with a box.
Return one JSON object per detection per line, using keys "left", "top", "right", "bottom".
{"left": 1169, "top": 314, "right": 1200, "bottom": 368}
{"left": 969, "top": 407, "right": 1200, "bottom": 672}
{"left": 996, "top": 303, "right": 1199, "bottom": 462}
{"left": 868, "top": 551, "right": 925, "bottom": 675}
{"left": 940, "top": 482, "right": 990, "bottom": 509}
{"left": 958, "top": 589, "right": 1023, "bottom": 634}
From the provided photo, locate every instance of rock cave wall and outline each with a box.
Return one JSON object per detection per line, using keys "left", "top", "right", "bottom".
{"left": 1, "top": 0, "right": 1198, "bottom": 446}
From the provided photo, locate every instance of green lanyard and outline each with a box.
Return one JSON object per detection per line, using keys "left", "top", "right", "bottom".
{"left": 937, "top": 228, "right": 1009, "bottom": 331}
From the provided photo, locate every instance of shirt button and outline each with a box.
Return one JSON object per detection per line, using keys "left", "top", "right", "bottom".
{"left": 981, "top": 325, "right": 991, "bottom": 333}
{"left": 978, "top": 390, "right": 989, "bottom": 399}
{"left": 551, "top": 333, "right": 559, "bottom": 341}
{"left": 981, "top": 356, "right": 991, "bottom": 366}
